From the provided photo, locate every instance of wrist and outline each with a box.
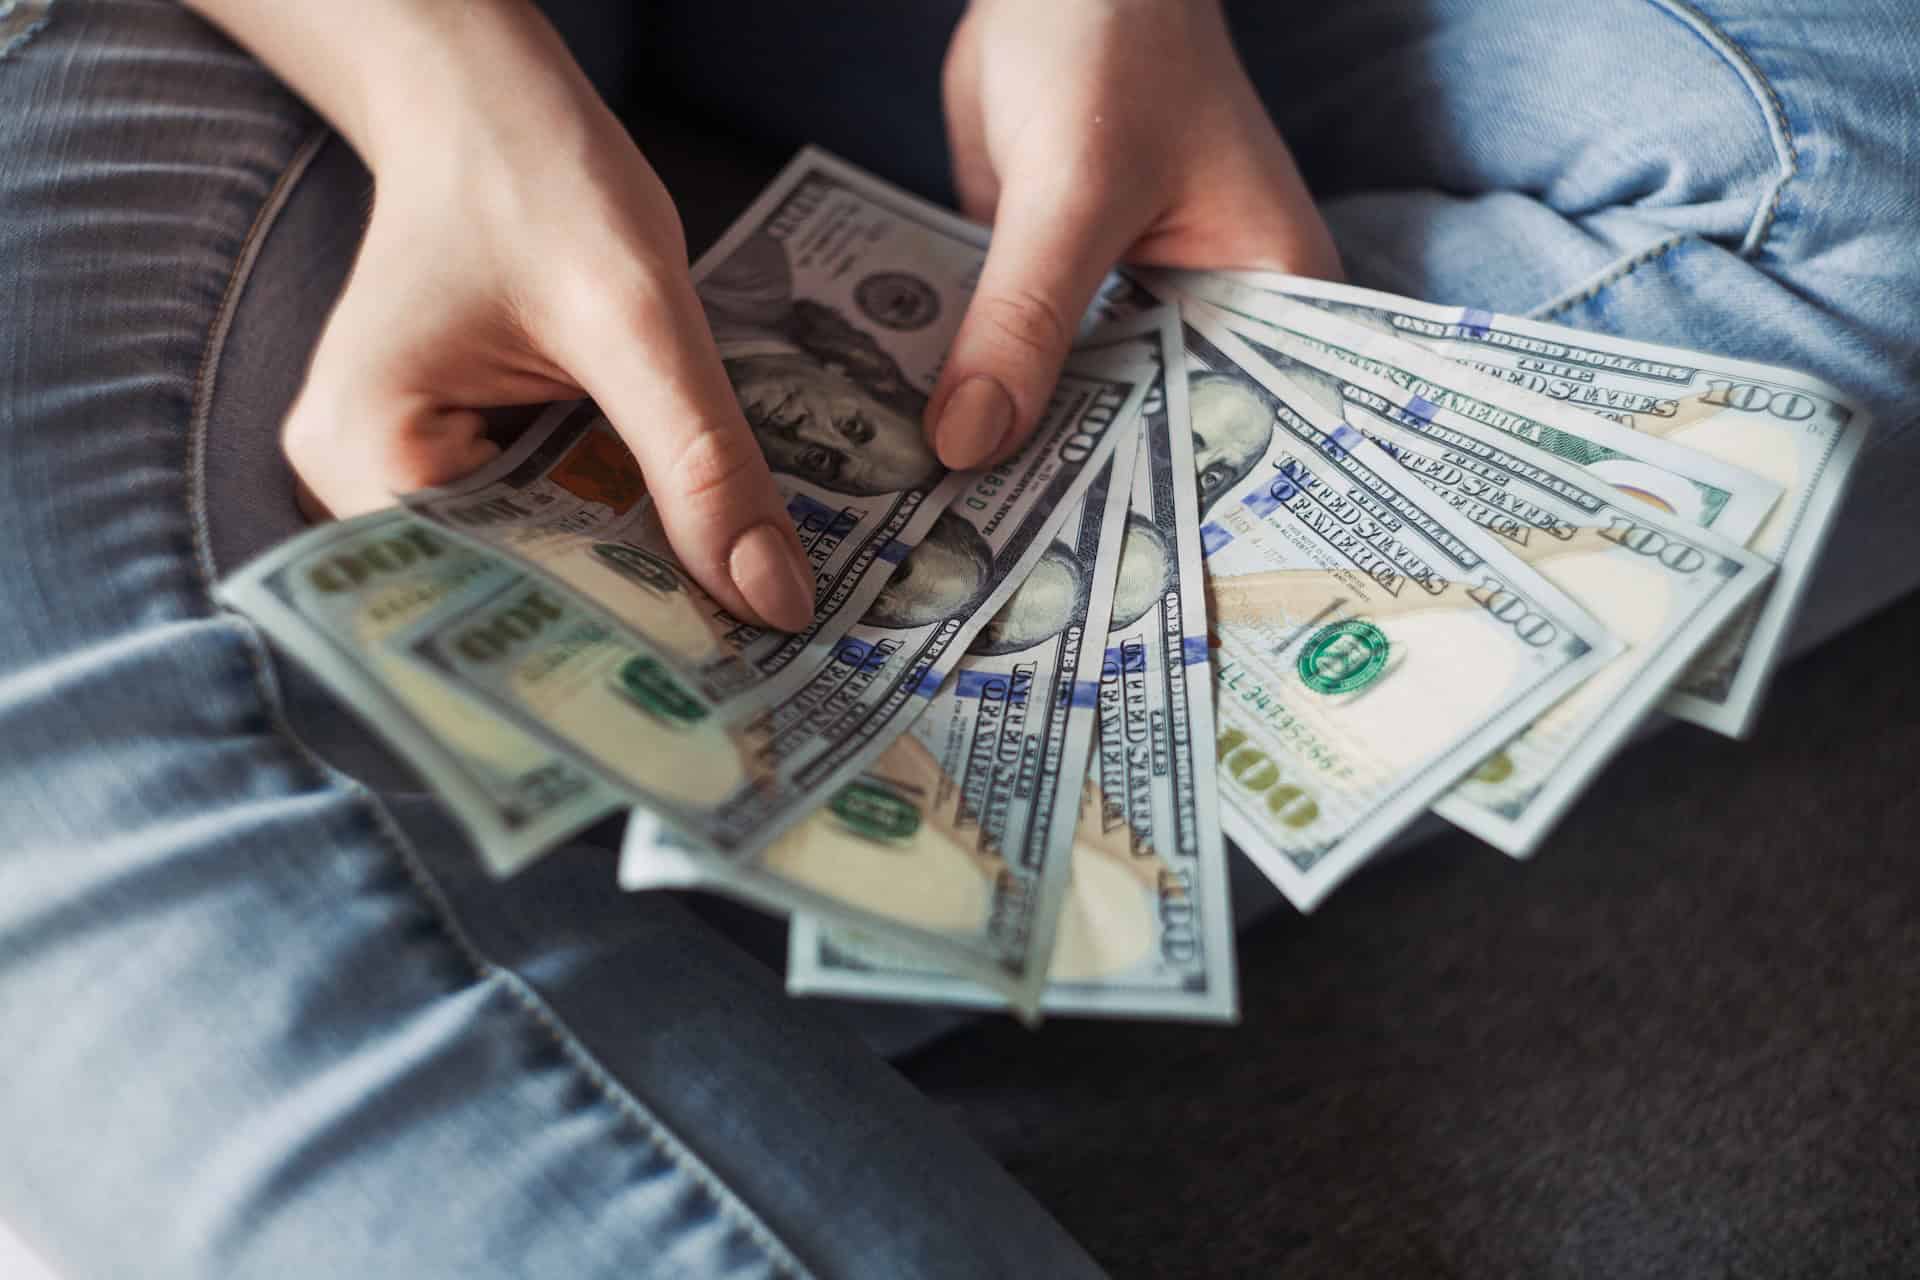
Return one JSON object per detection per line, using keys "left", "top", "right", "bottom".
{"left": 350, "top": 2, "right": 604, "bottom": 180}
{"left": 184, "top": 0, "right": 602, "bottom": 182}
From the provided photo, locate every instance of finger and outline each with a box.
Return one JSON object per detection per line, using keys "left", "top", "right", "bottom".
{"left": 927, "top": 169, "right": 1145, "bottom": 470}
{"left": 939, "top": 12, "right": 998, "bottom": 222}
{"left": 284, "top": 333, "right": 505, "bottom": 521}
{"left": 287, "top": 394, "right": 501, "bottom": 518}
{"left": 563, "top": 274, "right": 816, "bottom": 633}
{"left": 282, "top": 233, "right": 524, "bottom": 522}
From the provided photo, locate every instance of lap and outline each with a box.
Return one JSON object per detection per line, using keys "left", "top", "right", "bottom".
{"left": 638, "top": 0, "right": 1915, "bottom": 442}
{"left": 4, "top": 1, "right": 1909, "bottom": 1270}
{"left": 641, "top": 0, "right": 1919, "bottom": 646}
{"left": 1230, "top": 0, "right": 1920, "bottom": 647}
{"left": 0, "top": 4, "right": 1097, "bottom": 1277}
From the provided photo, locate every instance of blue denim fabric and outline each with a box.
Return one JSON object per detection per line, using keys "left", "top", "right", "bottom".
{"left": 1, "top": 1, "right": 1915, "bottom": 1278}
{"left": 1246, "top": 0, "right": 1920, "bottom": 653}
{"left": 643, "top": 0, "right": 1918, "bottom": 651}
{"left": 0, "top": 3, "right": 1106, "bottom": 1277}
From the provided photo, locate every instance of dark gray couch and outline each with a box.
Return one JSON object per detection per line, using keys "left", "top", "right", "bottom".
{"left": 906, "top": 586, "right": 1920, "bottom": 1278}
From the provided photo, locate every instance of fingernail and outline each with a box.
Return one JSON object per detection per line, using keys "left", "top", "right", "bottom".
{"left": 934, "top": 375, "right": 1015, "bottom": 469}
{"left": 730, "top": 522, "right": 815, "bottom": 632}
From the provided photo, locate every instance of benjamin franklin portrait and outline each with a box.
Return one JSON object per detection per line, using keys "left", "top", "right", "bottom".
{"left": 1108, "top": 514, "right": 1173, "bottom": 632}
{"left": 865, "top": 511, "right": 993, "bottom": 631}
{"left": 703, "top": 231, "right": 942, "bottom": 497}
{"left": 858, "top": 509, "right": 1094, "bottom": 659}
{"left": 865, "top": 503, "right": 1183, "bottom": 657}
{"left": 1188, "top": 371, "right": 1272, "bottom": 518}
{"left": 971, "top": 541, "right": 1083, "bottom": 656}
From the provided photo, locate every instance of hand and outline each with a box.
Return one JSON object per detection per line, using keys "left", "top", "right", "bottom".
{"left": 930, "top": 0, "right": 1342, "bottom": 468}
{"left": 278, "top": 3, "right": 815, "bottom": 630}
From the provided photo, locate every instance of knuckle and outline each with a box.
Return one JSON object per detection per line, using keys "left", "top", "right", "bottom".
{"left": 638, "top": 194, "right": 691, "bottom": 262}
{"left": 669, "top": 423, "right": 763, "bottom": 508}
{"left": 1061, "top": 145, "right": 1125, "bottom": 196}
{"left": 1020, "top": 135, "right": 1129, "bottom": 211}
{"left": 558, "top": 253, "right": 684, "bottom": 345}
{"left": 971, "top": 288, "right": 1072, "bottom": 363}
{"left": 282, "top": 395, "right": 440, "bottom": 508}
{"left": 374, "top": 435, "right": 446, "bottom": 492}
{"left": 280, "top": 401, "right": 334, "bottom": 472}
{"left": 570, "top": 268, "right": 668, "bottom": 341}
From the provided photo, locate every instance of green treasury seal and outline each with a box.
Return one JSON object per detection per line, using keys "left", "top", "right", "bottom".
{"left": 1297, "top": 619, "right": 1391, "bottom": 696}
{"left": 613, "top": 655, "right": 708, "bottom": 726}
{"left": 830, "top": 777, "right": 922, "bottom": 844}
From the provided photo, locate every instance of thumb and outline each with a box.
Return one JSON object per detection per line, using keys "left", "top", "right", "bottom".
{"left": 563, "top": 276, "right": 817, "bottom": 633}
{"left": 928, "top": 174, "right": 1143, "bottom": 470}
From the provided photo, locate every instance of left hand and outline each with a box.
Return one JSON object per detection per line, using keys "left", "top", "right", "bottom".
{"left": 930, "top": 0, "right": 1342, "bottom": 469}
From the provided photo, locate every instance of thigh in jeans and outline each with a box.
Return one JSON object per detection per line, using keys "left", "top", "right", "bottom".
{"left": 1223, "top": 0, "right": 1920, "bottom": 646}
{"left": 0, "top": 5, "right": 1106, "bottom": 1277}
{"left": 612, "top": 0, "right": 1918, "bottom": 649}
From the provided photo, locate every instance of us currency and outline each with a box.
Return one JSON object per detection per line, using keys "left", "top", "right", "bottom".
{"left": 405, "top": 148, "right": 1037, "bottom": 718}
{"left": 787, "top": 308, "right": 1238, "bottom": 1021}
{"left": 1172, "top": 294, "right": 1774, "bottom": 856}
{"left": 1181, "top": 271, "right": 1869, "bottom": 737}
{"left": 1156, "top": 271, "right": 1787, "bottom": 551}
{"left": 620, "top": 421, "right": 1135, "bottom": 1016}
{"left": 716, "top": 426, "right": 1136, "bottom": 1017}
{"left": 216, "top": 511, "right": 621, "bottom": 876}
{"left": 1164, "top": 307, "right": 1619, "bottom": 910}
{"left": 402, "top": 346, "right": 1153, "bottom": 1013}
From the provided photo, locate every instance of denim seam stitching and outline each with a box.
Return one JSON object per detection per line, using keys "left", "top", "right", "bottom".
{"left": 1641, "top": 0, "right": 1800, "bottom": 257}
{"left": 1529, "top": 1, "right": 1802, "bottom": 322}
{"left": 185, "top": 126, "right": 328, "bottom": 589}
{"left": 183, "top": 131, "right": 814, "bottom": 1280}
{"left": 1528, "top": 231, "right": 1692, "bottom": 322}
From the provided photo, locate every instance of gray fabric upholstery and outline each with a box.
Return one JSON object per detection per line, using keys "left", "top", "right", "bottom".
{"left": 905, "top": 591, "right": 1920, "bottom": 1278}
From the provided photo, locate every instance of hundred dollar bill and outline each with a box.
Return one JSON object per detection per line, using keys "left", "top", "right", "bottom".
{"left": 216, "top": 511, "right": 621, "bottom": 876}
{"left": 788, "top": 309, "right": 1238, "bottom": 1020}
{"left": 403, "top": 346, "right": 1153, "bottom": 1011}
{"left": 401, "top": 400, "right": 943, "bottom": 714}
{"left": 737, "top": 429, "right": 1136, "bottom": 1017}
{"left": 1184, "top": 271, "right": 1869, "bottom": 737}
{"left": 1174, "top": 294, "right": 1774, "bottom": 856}
{"left": 1157, "top": 271, "right": 1787, "bottom": 550}
{"left": 404, "top": 148, "right": 1037, "bottom": 716}
{"left": 623, "top": 424, "right": 1137, "bottom": 1017}
{"left": 1162, "top": 307, "right": 1619, "bottom": 910}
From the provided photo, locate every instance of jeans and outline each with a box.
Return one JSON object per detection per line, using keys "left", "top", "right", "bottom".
{"left": 0, "top": 2, "right": 1913, "bottom": 1276}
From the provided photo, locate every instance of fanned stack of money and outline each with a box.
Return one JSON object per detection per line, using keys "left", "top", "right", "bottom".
{"left": 217, "top": 149, "right": 1869, "bottom": 1025}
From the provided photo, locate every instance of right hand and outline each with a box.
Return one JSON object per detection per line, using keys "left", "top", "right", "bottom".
{"left": 282, "top": 4, "right": 816, "bottom": 631}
